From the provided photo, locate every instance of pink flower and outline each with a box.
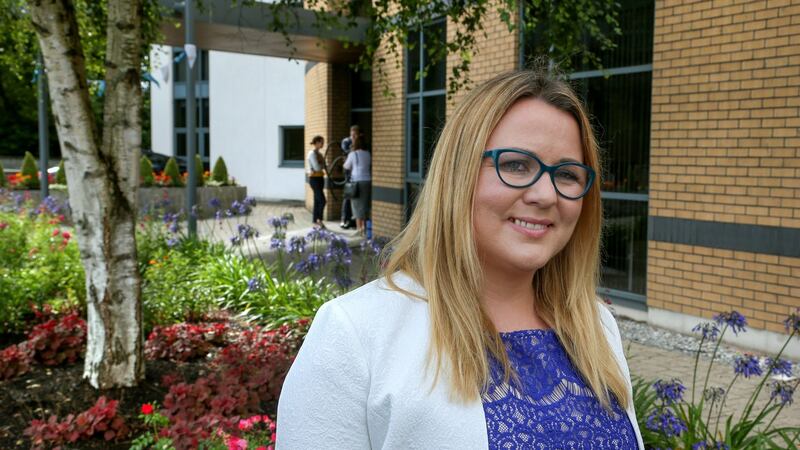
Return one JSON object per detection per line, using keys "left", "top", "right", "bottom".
{"left": 52, "top": 229, "right": 60, "bottom": 236}
{"left": 0, "top": 223, "right": 8, "bottom": 230}
{"left": 62, "top": 231, "right": 71, "bottom": 240}
{"left": 256, "top": 447, "right": 268, "bottom": 450}
{"left": 227, "top": 436, "right": 248, "bottom": 450}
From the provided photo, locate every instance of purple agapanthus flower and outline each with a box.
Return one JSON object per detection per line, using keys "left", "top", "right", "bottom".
{"left": 770, "top": 380, "right": 795, "bottom": 406}
{"left": 270, "top": 238, "right": 285, "bottom": 251}
{"left": 230, "top": 235, "right": 242, "bottom": 246}
{"left": 166, "top": 237, "right": 179, "bottom": 247}
{"left": 785, "top": 309, "right": 800, "bottom": 334}
{"left": 268, "top": 216, "right": 288, "bottom": 230}
{"left": 653, "top": 379, "right": 686, "bottom": 405}
{"left": 733, "top": 354, "right": 763, "bottom": 378}
{"left": 244, "top": 196, "right": 257, "bottom": 207}
{"left": 231, "top": 200, "right": 249, "bottom": 215}
{"left": 306, "top": 227, "right": 330, "bottom": 242}
{"left": 288, "top": 236, "right": 306, "bottom": 254}
{"left": 646, "top": 408, "right": 687, "bottom": 438}
{"left": 713, "top": 311, "right": 748, "bottom": 335}
{"left": 691, "top": 322, "right": 720, "bottom": 341}
{"left": 692, "top": 442, "right": 730, "bottom": 450}
{"left": 703, "top": 386, "right": 726, "bottom": 402}
{"left": 247, "top": 277, "right": 262, "bottom": 292}
{"left": 209, "top": 197, "right": 222, "bottom": 209}
{"left": 765, "top": 358, "right": 793, "bottom": 377}
{"left": 237, "top": 223, "right": 257, "bottom": 239}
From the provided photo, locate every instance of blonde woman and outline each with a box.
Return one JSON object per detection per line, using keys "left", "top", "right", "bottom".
{"left": 277, "top": 69, "right": 643, "bottom": 449}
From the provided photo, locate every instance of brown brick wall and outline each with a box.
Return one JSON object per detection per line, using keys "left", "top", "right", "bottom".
{"left": 648, "top": 241, "right": 800, "bottom": 334}
{"left": 304, "top": 62, "right": 351, "bottom": 220}
{"left": 650, "top": 0, "right": 800, "bottom": 227}
{"left": 649, "top": 0, "right": 800, "bottom": 334}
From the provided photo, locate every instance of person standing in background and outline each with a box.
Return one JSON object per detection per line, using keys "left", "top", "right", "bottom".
{"left": 307, "top": 135, "right": 326, "bottom": 229}
{"left": 339, "top": 125, "right": 360, "bottom": 229}
{"left": 343, "top": 136, "right": 371, "bottom": 236}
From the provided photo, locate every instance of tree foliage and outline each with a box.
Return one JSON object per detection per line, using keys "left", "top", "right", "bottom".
{"left": 255, "top": 0, "right": 621, "bottom": 97}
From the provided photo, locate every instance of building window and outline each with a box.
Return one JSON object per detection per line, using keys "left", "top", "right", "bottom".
{"left": 280, "top": 126, "right": 305, "bottom": 167}
{"left": 571, "top": 0, "right": 654, "bottom": 304}
{"left": 173, "top": 48, "right": 210, "bottom": 169}
{"left": 405, "top": 19, "right": 447, "bottom": 220}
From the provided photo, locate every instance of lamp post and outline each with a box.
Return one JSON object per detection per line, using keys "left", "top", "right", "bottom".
{"left": 37, "top": 52, "right": 49, "bottom": 197}
{"left": 185, "top": 0, "right": 197, "bottom": 236}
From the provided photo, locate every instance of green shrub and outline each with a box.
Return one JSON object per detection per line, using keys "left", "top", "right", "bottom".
{"left": 211, "top": 156, "right": 228, "bottom": 185}
{"left": 163, "top": 157, "right": 183, "bottom": 187}
{"left": 20, "top": 151, "right": 40, "bottom": 189}
{"left": 55, "top": 160, "right": 67, "bottom": 185}
{"left": 140, "top": 156, "right": 154, "bottom": 187}
{"left": 0, "top": 211, "right": 85, "bottom": 333}
{"left": 0, "top": 160, "right": 6, "bottom": 187}
{"left": 194, "top": 154, "right": 204, "bottom": 187}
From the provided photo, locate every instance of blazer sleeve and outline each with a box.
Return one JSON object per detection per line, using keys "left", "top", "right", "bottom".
{"left": 276, "top": 301, "right": 371, "bottom": 450}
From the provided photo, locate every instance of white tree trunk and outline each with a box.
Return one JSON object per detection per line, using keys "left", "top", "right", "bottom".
{"left": 28, "top": 0, "right": 143, "bottom": 388}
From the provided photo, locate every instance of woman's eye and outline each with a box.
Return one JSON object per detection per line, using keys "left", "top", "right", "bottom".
{"left": 554, "top": 168, "right": 580, "bottom": 183}
{"left": 499, "top": 160, "right": 531, "bottom": 173}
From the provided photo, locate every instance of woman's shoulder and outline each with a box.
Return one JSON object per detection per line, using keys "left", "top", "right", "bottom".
{"left": 320, "top": 273, "right": 426, "bottom": 328}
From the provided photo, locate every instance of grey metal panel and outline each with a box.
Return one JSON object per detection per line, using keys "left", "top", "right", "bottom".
{"left": 158, "top": 0, "right": 369, "bottom": 64}
{"left": 648, "top": 216, "right": 800, "bottom": 257}
{"left": 373, "top": 185, "right": 404, "bottom": 204}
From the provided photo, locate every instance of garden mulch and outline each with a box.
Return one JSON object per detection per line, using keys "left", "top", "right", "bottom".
{"left": 0, "top": 359, "right": 206, "bottom": 449}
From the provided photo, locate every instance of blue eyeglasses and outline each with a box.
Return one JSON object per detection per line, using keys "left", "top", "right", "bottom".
{"left": 483, "top": 148, "right": 595, "bottom": 200}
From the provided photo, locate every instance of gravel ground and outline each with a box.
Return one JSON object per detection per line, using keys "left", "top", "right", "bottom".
{"left": 617, "top": 316, "right": 799, "bottom": 377}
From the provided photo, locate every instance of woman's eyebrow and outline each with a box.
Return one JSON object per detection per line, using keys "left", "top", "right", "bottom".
{"left": 507, "top": 147, "right": 583, "bottom": 164}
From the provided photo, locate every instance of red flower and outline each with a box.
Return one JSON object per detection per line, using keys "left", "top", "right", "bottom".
{"left": 52, "top": 229, "right": 60, "bottom": 237}
{"left": 61, "top": 231, "right": 71, "bottom": 240}
{"left": 140, "top": 403, "right": 154, "bottom": 415}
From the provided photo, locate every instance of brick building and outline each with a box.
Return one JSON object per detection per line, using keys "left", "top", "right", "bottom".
{"left": 304, "top": 0, "right": 800, "bottom": 357}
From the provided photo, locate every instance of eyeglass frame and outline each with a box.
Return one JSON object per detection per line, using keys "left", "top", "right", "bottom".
{"left": 482, "top": 148, "right": 596, "bottom": 200}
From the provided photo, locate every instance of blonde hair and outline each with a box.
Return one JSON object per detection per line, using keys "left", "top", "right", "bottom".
{"left": 383, "top": 68, "right": 629, "bottom": 410}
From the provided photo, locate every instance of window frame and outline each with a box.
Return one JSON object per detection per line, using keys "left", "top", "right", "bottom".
{"left": 278, "top": 125, "right": 306, "bottom": 168}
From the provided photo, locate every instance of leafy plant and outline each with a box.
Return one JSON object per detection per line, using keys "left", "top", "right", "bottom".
{"left": 635, "top": 310, "right": 800, "bottom": 449}
{"left": 25, "top": 310, "right": 86, "bottom": 366}
{"left": 0, "top": 343, "right": 33, "bottom": 380}
{"left": 211, "top": 156, "right": 228, "bottom": 184}
{"left": 130, "top": 402, "right": 174, "bottom": 450}
{"left": 0, "top": 160, "right": 6, "bottom": 187}
{"left": 55, "top": 160, "right": 67, "bottom": 185}
{"left": 24, "top": 396, "right": 128, "bottom": 449}
{"left": 145, "top": 322, "right": 229, "bottom": 362}
{"left": 164, "top": 157, "right": 184, "bottom": 187}
{"left": 195, "top": 154, "right": 205, "bottom": 187}
{"left": 20, "top": 151, "right": 40, "bottom": 189}
{"left": 140, "top": 155, "right": 155, "bottom": 186}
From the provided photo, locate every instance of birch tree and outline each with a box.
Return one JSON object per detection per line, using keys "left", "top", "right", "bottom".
{"left": 27, "top": 0, "right": 144, "bottom": 388}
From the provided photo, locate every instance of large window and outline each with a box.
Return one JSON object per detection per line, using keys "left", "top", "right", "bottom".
{"left": 173, "top": 48, "right": 210, "bottom": 169}
{"left": 280, "top": 126, "right": 305, "bottom": 167}
{"left": 525, "top": 0, "right": 654, "bottom": 304}
{"left": 574, "top": 0, "right": 654, "bottom": 304}
{"left": 405, "top": 20, "right": 447, "bottom": 219}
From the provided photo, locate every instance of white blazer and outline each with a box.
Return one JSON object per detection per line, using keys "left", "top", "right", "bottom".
{"left": 277, "top": 273, "right": 644, "bottom": 449}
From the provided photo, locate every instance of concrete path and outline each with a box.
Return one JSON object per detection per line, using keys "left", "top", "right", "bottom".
{"left": 626, "top": 340, "right": 799, "bottom": 430}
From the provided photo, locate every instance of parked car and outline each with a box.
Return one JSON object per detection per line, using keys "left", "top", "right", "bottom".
{"left": 141, "top": 149, "right": 188, "bottom": 173}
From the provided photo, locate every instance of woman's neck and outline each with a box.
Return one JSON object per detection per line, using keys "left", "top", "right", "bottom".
{"left": 481, "top": 266, "right": 548, "bottom": 332}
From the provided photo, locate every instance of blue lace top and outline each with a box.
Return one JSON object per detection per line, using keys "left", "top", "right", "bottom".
{"left": 481, "top": 329, "right": 637, "bottom": 450}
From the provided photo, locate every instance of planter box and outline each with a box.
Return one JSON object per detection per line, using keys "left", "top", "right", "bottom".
{"left": 5, "top": 186, "right": 247, "bottom": 220}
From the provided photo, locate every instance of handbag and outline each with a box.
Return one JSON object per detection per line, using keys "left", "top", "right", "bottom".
{"left": 343, "top": 179, "right": 358, "bottom": 199}
{"left": 343, "top": 151, "right": 360, "bottom": 199}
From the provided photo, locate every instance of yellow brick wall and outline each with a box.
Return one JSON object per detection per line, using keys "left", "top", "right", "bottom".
{"left": 447, "top": 4, "right": 519, "bottom": 110}
{"left": 650, "top": 0, "right": 800, "bottom": 227}
{"left": 648, "top": 241, "right": 800, "bottom": 334}
{"left": 649, "top": 0, "right": 800, "bottom": 333}
{"left": 304, "top": 63, "right": 351, "bottom": 220}
{"left": 371, "top": 4, "right": 519, "bottom": 236}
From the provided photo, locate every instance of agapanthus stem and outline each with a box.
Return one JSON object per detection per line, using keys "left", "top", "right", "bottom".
{"left": 703, "top": 325, "right": 728, "bottom": 398}
{"left": 738, "top": 329, "right": 795, "bottom": 425}
{"left": 714, "top": 373, "right": 739, "bottom": 439}
{"left": 692, "top": 335, "right": 707, "bottom": 404}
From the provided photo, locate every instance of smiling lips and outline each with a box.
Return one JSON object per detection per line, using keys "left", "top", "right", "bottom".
{"left": 510, "top": 217, "right": 553, "bottom": 236}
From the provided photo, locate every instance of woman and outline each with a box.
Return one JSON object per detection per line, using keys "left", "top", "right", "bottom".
{"left": 306, "top": 135, "right": 326, "bottom": 228}
{"left": 278, "top": 69, "right": 643, "bottom": 449}
{"left": 342, "top": 136, "right": 371, "bottom": 236}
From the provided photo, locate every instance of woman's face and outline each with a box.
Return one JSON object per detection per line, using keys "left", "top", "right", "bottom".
{"left": 314, "top": 139, "right": 324, "bottom": 149}
{"left": 473, "top": 98, "right": 585, "bottom": 276}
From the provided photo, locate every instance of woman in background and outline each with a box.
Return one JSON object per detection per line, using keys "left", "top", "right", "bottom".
{"left": 342, "top": 136, "right": 371, "bottom": 236}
